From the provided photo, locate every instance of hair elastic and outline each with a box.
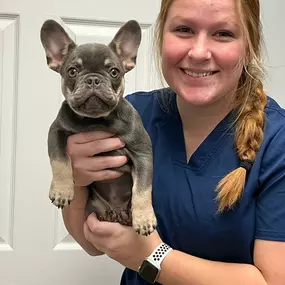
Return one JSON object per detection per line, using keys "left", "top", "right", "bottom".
{"left": 240, "top": 159, "right": 253, "bottom": 172}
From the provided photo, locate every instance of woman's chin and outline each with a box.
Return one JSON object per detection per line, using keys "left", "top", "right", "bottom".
{"left": 176, "top": 88, "right": 217, "bottom": 107}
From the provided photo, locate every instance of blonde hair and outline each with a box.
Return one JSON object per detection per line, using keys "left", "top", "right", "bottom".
{"left": 153, "top": 0, "right": 267, "bottom": 212}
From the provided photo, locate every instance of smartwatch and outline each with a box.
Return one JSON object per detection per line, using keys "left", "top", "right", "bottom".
{"left": 138, "top": 242, "right": 173, "bottom": 284}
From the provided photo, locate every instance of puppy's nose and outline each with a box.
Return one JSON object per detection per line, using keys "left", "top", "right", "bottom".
{"left": 85, "top": 76, "right": 100, "bottom": 87}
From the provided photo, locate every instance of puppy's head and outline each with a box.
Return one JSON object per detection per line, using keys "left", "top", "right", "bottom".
{"left": 40, "top": 19, "right": 141, "bottom": 118}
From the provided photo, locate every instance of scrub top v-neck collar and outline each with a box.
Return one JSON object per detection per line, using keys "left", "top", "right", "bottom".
{"left": 160, "top": 93, "right": 235, "bottom": 172}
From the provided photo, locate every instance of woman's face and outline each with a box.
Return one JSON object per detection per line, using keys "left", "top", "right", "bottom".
{"left": 161, "top": 0, "right": 246, "bottom": 107}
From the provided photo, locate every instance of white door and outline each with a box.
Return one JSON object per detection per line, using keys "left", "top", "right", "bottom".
{"left": 0, "top": 1, "right": 285, "bottom": 285}
{"left": 0, "top": 1, "right": 161, "bottom": 284}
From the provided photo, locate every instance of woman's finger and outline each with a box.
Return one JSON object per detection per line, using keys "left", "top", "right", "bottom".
{"left": 73, "top": 155, "right": 128, "bottom": 172}
{"left": 74, "top": 170, "right": 124, "bottom": 185}
{"left": 68, "top": 137, "right": 125, "bottom": 158}
{"left": 86, "top": 213, "right": 122, "bottom": 237}
{"left": 68, "top": 131, "right": 114, "bottom": 144}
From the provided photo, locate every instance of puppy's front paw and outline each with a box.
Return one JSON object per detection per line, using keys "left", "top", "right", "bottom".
{"left": 49, "top": 182, "right": 74, "bottom": 208}
{"left": 132, "top": 206, "right": 157, "bottom": 236}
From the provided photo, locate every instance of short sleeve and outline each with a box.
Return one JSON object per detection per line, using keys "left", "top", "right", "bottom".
{"left": 125, "top": 91, "right": 152, "bottom": 115}
{"left": 255, "top": 125, "right": 285, "bottom": 241}
{"left": 125, "top": 90, "right": 160, "bottom": 129}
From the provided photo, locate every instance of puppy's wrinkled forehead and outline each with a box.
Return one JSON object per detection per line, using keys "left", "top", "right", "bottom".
{"left": 67, "top": 43, "right": 122, "bottom": 72}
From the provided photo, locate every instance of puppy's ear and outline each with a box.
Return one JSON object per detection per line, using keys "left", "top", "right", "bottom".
{"left": 109, "top": 20, "right": 142, "bottom": 72}
{"left": 40, "top": 20, "right": 76, "bottom": 72}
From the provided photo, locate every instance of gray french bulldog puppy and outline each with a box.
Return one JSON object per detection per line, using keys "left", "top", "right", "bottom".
{"left": 40, "top": 19, "right": 157, "bottom": 235}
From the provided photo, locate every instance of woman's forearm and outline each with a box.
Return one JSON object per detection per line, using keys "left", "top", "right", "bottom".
{"left": 157, "top": 250, "right": 267, "bottom": 285}
{"left": 62, "top": 185, "right": 103, "bottom": 256}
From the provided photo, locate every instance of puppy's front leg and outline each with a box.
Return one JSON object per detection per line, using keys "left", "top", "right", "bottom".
{"left": 48, "top": 128, "right": 74, "bottom": 208}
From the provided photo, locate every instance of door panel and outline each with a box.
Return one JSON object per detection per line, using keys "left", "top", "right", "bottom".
{"left": 0, "top": 1, "right": 161, "bottom": 284}
{"left": 0, "top": 14, "right": 18, "bottom": 253}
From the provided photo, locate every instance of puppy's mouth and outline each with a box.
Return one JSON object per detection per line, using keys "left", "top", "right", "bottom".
{"left": 80, "top": 93, "right": 109, "bottom": 109}
{"left": 71, "top": 90, "right": 118, "bottom": 117}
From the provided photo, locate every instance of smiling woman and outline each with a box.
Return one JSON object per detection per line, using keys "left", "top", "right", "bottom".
{"left": 62, "top": 0, "right": 285, "bottom": 285}
{"left": 160, "top": 0, "right": 245, "bottom": 108}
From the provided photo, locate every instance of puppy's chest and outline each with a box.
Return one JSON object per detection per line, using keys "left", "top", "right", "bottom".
{"left": 64, "top": 115, "right": 126, "bottom": 134}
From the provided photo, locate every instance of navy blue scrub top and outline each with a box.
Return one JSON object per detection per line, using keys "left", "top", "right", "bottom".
{"left": 120, "top": 88, "right": 285, "bottom": 285}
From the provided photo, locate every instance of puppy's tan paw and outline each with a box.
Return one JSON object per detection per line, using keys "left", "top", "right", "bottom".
{"left": 49, "top": 183, "right": 74, "bottom": 208}
{"left": 132, "top": 206, "right": 157, "bottom": 236}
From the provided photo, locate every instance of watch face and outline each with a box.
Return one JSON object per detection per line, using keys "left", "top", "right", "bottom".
{"left": 139, "top": 260, "right": 159, "bottom": 283}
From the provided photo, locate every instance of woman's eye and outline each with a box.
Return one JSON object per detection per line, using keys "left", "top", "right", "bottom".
{"left": 215, "top": 31, "right": 234, "bottom": 38}
{"left": 175, "top": 27, "right": 193, "bottom": 34}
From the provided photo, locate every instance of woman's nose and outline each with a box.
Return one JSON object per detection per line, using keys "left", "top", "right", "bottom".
{"left": 187, "top": 34, "right": 212, "bottom": 61}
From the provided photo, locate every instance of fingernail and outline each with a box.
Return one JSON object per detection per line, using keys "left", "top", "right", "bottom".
{"left": 90, "top": 212, "right": 97, "bottom": 219}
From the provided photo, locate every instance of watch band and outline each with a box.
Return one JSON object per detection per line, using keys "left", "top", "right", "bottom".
{"left": 147, "top": 242, "right": 173, "bottom": 269}
{"left": 138, "top": 242, "right": 173, "bottom": 284}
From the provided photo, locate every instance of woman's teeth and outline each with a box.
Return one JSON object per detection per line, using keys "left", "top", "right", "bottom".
{"left": 184, "top": 69, "right": 215, "bottom": 77}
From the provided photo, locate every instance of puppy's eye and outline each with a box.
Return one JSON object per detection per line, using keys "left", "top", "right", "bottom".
{"left": 68, "top": 68, "right": 78, "bottom": 78}
{"left": 110, "top": 68, "right": 120, "bottom": 78}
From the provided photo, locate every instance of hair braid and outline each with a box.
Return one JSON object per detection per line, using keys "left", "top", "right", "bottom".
{"left": 216, "top": 74, "right": 267, "bottom": 212}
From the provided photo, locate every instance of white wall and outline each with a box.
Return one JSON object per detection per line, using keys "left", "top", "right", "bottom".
{"left": 261, "top": 0, "right": 285, "bottom": 107}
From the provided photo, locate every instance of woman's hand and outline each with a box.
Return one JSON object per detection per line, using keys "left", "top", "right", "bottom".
{"left": 83, "top": 213, "right": 162, "bottom": 271}
{"left": 66, "top": 131, "right": 128, "bottom": 186}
